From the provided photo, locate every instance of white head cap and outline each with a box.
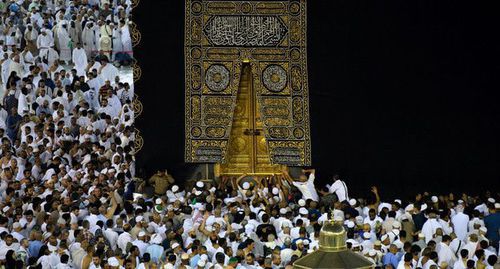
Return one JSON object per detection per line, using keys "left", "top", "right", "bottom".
{"left": 171, "top": 185, "right": 179, "bottom": 193}
{"left": 381, "top": 234, "right": 389, "bottom": 242}
{"left": 242, "top": 182, "right": 250, "bottom": 190}
{"left": 108, "top": 257, "right": 120, "bottom": 266}
{"left": 298, "top": 199, "right": 306, "bottom": 207}
{"left": 363, "top": 232, "right": 371, "bottom": 239}
{"left": 299, "top": 207, "right": 308, "bottom": 215}
{"left": 272, "top": 187, "right": 279, "bottom": 195}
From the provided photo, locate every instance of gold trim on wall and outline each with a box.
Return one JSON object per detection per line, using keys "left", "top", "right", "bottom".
{"left": 132, "top": 59, "right": 142, "bottom": 83}
{"left": 133, "top": 93, "right": 144, "bottom": 118}
{"left": 131, "top": 0, "right": 141, "bottom": 9}
{"left": 131, "top": 1, "right": 143, "bottom": 154}
{"left": 131, "top": 21, "right": 142, "bottom": 48}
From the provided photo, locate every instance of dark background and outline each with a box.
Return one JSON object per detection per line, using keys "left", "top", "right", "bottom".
{"left": 134, "top": 1, "right": 500, "bottom": 200}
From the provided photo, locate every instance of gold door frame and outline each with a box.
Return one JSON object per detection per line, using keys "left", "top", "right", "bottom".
{"left": 215, "top": 63, "right": 285, "bottom": 176}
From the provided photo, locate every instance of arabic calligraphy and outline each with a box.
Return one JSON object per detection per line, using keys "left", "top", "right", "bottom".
{"left": 204, "top": 16, "right": 288, "bottom": 47}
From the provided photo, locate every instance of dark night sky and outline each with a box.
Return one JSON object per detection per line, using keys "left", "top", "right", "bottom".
{"left": 134, "top": 1, "right": 500, "bottom": 199}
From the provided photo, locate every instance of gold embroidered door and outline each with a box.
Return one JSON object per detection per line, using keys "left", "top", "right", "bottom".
{"left": 216, "top": 63, "right": 284, "bottom": 176}
{"left": 185, "top": 0, "right": 312, "bottom": 168}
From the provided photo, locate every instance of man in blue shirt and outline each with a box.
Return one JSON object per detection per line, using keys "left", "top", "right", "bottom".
{"left": 28, "top": 232, "right": 44, "bottom": 258}
{"left": 382, "top": 244, "right": 402, "bottom": 269}
{"left": 484, "top": 204, "right": 499, "bottom": 249}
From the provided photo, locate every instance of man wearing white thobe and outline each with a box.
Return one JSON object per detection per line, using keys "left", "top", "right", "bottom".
{"left": 37, "top": 30, "right": 54, "bottom": 62}
{"left": 328, "top": 175, "right": 349, "bottom": 202}
{"left": 8, "top": 55, "right": 24, "bottom": 78}
{"left": 72, "top": 43, "right": 88, "bottom": 77}
{"left": 290, "top": 169, "right": 319, "bottom": 202}
{"left": 451, "top": 206, "right": 470, "bottom": 241}
{"left": 57, "top": 22, "right": 72, "bottom": 63}
{"left": 1, "top": 54, "right": 12, "bottom": 85}
{"left": 120, "top": 20, "right": 132, "bottom": 58}
{"left": 82, "top": 22, "right": 97, "bottom": 58}
{"left": 99, "top": 60, "right": 119, "bottom": 83}
{"left": 437, "top": 237, "right": 456, "bottom": 268}
{"left": 421, "top": 211, "right": 443, "bottom": 243}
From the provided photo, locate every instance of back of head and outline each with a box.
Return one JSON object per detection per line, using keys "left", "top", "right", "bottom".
{"left": 168, "top": 254, "right": 176, "bottom": 263}
{"left": 460, "top": 249, "right": 469, "bottom": 259}
{"left": 442, "top": 235, "right": 451, "bottom": 243}
{"left": 487, "top": 255, "right": 498, "bottom": 266}
{"left": 215, "top": 252, "right": 225, "bottom": 264}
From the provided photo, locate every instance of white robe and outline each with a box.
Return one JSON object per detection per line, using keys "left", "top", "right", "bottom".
{"left": 17, "top": 93, "right": 32, "bottom": 115}
{"left": 462, "top": 241, "right": 477, "bottom": 259}
{"left": 121, "top": 24, "right": 132, "bottom": 56}
{"left": 421, "top": 218, "right": 442, "bottom": 243}
{"left": 44, "top": 48, "right": 60, "bottom": 66}
{"left": 21, "top": 51, "right": 35, "bottom": 73}
{"left": 8, "top": 60, "right": 24, "bottom": 78}
{"left": 99, "top": 63, "right": 119, "bottom": 83}
{"left": 108, "top": 94, "right": 122, "bottom": 117}
{"left": 451, "top": 212, "right": 469, "bottom": 241}
{"left": 37, "top": 33, "right": 54, "bottom": 60}
{"left": 72, "top": 47, "right": 88, "bottom": 77}
{"left": 1, "top": 58, "right": 12, "bottom": 85}
{"left": 82, "top": 26, "right": 96, "bottom": 58}
{"left": 437, "top": 242, "right": 456, "bottom": 267}
{"left": 57, "top": 26, "right": 72, "bottom": 62}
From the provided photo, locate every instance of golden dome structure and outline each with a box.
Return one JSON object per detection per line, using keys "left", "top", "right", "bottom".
{"left": 293, "top": 220, "right": 375, "bottom": 269}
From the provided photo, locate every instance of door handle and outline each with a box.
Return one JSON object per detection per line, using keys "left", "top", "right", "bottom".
{"left": 244, "top": 129, "right": 262, "bottom": 136}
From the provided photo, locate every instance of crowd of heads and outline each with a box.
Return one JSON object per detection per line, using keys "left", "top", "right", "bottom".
{"left": 0, "top": 0, "right": 139, "bottom": 268}
{"left": 2, "top": 164, "right": 493, "bottom": 268}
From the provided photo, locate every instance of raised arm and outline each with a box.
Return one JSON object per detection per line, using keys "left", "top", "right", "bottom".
{"left": 371, "top": 186, "right": 380, "bottom": 208}
{"left": 104, "top": 191, "right": 118, "bottom": 221}
{"left": 281, "top": 167, "right": 293, "bottom": 184}
{"left": 224, "top": 214, "right": 232, "bottom": 234}
{"left": 302, "top": 169, "right": 315, "bottom": 174}
{"left": 198, "top": 212, "right": 211, "bottom": 237}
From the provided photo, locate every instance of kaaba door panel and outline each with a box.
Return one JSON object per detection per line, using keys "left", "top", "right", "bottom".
{"left": 185, "top": 0, "right": 311, "bottom": 168}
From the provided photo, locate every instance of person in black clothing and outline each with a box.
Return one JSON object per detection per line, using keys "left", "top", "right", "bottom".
{"left": 256, "top": 213, "right": 277, "bottom": 242}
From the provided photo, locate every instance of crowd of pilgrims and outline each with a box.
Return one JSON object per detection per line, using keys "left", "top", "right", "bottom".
{"left": 0, "top": 1, "right": 497, "bottom": 269}
{"left": 0, "top": 157, "right": 499, "bottom": 269}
